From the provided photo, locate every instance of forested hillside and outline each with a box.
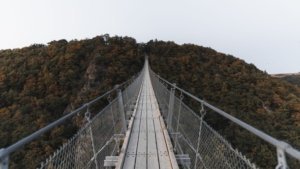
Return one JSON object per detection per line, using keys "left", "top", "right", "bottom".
{"left": 280, "top": 74, "right": 300, "bottom": 87}
{"left": 1, "top": 36, "right": 300, "bottom": 168}
{"left": 146, "top": 40, "right": 300, "bottom": 168}
{"left": 0, "top": 35, "right": 144, "bottom": 168}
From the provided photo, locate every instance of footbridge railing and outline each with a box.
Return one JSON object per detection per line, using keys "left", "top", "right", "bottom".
{"left": 149, "top": 68, "right": 300, "bottom": 169}
{"left": 0, "top": 66, "right": 145, "bottom": 169}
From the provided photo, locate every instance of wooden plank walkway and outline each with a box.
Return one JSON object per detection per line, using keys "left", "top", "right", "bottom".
{"left": 121, "top": 62, "right": 178, "bottom": 169}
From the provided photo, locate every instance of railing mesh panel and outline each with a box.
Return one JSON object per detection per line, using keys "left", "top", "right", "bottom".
{"left": 38, "top": 68, "right": 144, "bottom": 169}
{"left": 149, "top": 68, "right": 257, "bottom": 169}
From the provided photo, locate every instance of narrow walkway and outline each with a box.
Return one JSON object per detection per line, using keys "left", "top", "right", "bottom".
{"left": 122, "top": 63, "right": 177, "bottom": 169}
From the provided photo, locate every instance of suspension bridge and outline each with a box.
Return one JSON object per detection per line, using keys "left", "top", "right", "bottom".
{"left": 1, "top": 58, "right": 300, "bottom": 169}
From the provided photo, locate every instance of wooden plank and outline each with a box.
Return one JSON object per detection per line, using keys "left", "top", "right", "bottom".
{"left": 152, "top": 84, "right": 179, "bottom": 169}
{"left": 115, "top": 79, "right": 144, "bottom": 169}
{"left": 121, "top": 65, "right": 178, "bottom": 169}
{"left": 122, "top": 86, "right": 145, "bottom": 169}
{"left": 147, "top": 85, "right": 160, "bottom": 169}
{"left": 144, "top": 70, "right": 171, "bottom": 169}
{"left": 135, "top": 84, "right": 147, "bottom": 169}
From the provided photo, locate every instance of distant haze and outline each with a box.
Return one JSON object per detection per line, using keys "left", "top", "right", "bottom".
{"left": 0, "top": 0, "right": 299, "bottom": 74}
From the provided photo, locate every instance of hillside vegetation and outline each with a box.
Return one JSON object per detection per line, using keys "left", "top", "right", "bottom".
{"left": 280, "top": 74, "right": 300, "bottom": 87}
{"left": 146, "top": 40, "right": 300, "bottom": 168}
{"left": 0, "top": 36, "right": 300, "bottom": 168}
{"left": 0, "top": 35, "right": 143, "bottom": 168}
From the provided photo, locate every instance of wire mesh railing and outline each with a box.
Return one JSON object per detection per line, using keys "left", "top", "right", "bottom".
{"left": 149, "top": 68, "right": 257, "bottom": 169}
{"left": 39, "top": 99, "right": 119, "bottom": 169}
{"left": 149, "top": 67, "right": 300, "bottom": 169}
{"left": 38, "top": 71, "right": 144, "bottom": 169}
{"left": 0, "top": 66, "right": 144, "bottom": 169}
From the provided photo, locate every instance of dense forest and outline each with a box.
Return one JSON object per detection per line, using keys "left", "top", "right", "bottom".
{"left": 0, "top": 35, "right": 144, "bottom": 168}
{"left": 146, "top": 41, "right": 300, "bottom": 168}
{"left": 279, "top": 74, "right": 300, "bottom": 87}
{"left": 1, "top": 35, "right": 300, "bottom": 168}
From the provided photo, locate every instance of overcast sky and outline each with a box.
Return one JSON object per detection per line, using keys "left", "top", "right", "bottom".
{"left": 0, "top": 0, "right": 299, "bottom": 73}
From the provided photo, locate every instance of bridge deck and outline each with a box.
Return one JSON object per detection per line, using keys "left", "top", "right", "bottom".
{"left": 121, "top": 64, "right": 178, "bottom": 169}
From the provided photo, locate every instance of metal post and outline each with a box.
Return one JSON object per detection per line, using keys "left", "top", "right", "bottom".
{"left": 276, "top": 144, "right": 289, "bottom": 169}
{"left": 194, "top": 103, "right": 206, "bottom": 169}
{"left": 167, "top": 83, "right": 176, "bottom": 131}
{"left": 85, "top": 105, "right": 99, "bottom": 169}
{"left": 174, "top": 92, "right": 183, "bottom": 152}
{"left": 117, "top": 89, "right": 127, "bottom": 133}
{"left": 194, "top": 117, "right": 203, "bottom": 169}
{"left": 0, "top": 149, "right": 9, "bottom": 169}
{"left": 113, "top": 134, "right": 124, "bottom": 155}
{"left": 108, "top": 95, "right": 117, "bottom": 134}
{"left": 125, "top": 87, "right": 129, "bottom": 107}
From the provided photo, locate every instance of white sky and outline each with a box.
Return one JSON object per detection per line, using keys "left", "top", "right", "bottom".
{"left": 0, "top": 0, "right": 299, "bottom": 73}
